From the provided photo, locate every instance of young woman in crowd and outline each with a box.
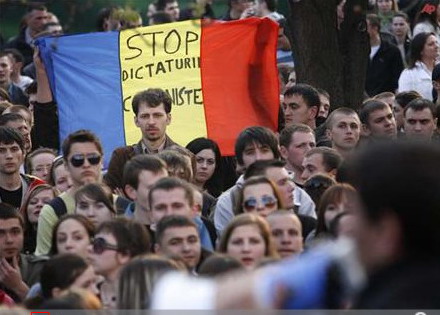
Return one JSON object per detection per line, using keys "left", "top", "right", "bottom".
{"left": 218, "top": 214, "right": 278, "bottom": 270}
{"left": 25, "top": 148, "right": 57, "bottom": 182}
{"left": 376, "top": 0, "right": 399, "bottom": 33}
{"left": 186, "top": 137, "right": 223, "bottom": 198}
{"left": 235, "top": 176, "right": 284, "bottom": 218}
{"left": 74, "top": 183, "right": 116, "bottom": 228}
{"left": 398, "top": 32, "right": 439, "bottom": 100}
{"left": 20, "top": 184, "right": 58, "bottom": 253}
{"left": 117, "top": 255, "right": 181, "bottom": 309}
{"left": 47, "top": 156, "right": 72, "bottom": 193}
{"left": 413, "top": 0, "right": 440, "bottom": 42}
{"left": 50, "top": 214, "right": 95, "bottom": 259}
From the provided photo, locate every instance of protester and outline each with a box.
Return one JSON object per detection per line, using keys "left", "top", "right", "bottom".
{"left": 46, "top": 156, "right": 72, "bottom": 193}
{"left": 24, "top": 148, "right": 56, "bottom": 182}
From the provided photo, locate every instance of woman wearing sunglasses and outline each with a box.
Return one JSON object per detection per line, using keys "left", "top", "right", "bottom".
{"left": 236, "top": 176, "right": 284, "bottom": 218}
{"left": 218, "top": 213, "right": 278, "bottom": 270}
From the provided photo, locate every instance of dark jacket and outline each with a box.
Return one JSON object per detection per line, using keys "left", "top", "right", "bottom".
{"left": 32, "top": 100, "right": 59, "bottom": 150}
{"left": 4, "top": 28, "right": 34, "bottom": 66}
{"left": 365, "top": 39, "right": 404, "bottom": 97}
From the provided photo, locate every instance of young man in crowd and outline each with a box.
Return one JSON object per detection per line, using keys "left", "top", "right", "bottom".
{"left": 156, "top": 0, "right": 180, "bottom": 21}
{"left": 301, "top": 147, "right": 343, "bottom": 182}
{"left": 0, "top": 203, "right": 47, "bottom": 302}
{"left": 403, "top": 98, "right": 438, "bottom": 142}
{"left": 267, "top": 210, "right": 303, "bottom": 259}
{"left": 393, "top": 91, "right": 421, "bottom": 134}
{"left": 0, "top": 113, "right": 32, "bottom": 154}
{"left": 105, "top": 88, "right": 181, "bottom": 191}
{"left": 359, "top": 99, "right": 397, "bottom": 141}
{"left": 282, "top": 84, "right": 320, "bottom": 130}
{"left": 0, "top": 52, "right": 28, "bottom": 105}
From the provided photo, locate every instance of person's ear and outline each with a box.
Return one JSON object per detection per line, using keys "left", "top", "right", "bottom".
{"left": 166, "top": 113, "right": 171, "bottom": 125}
{"left": 154, "top": 243, "right": 161, "bottom": 254}
{"left": 362, "top": 124, "right": 371, "bottom": 137}
{"left": 309, "top": 106, "right": 318, "bottom": 120}
{"left": 280, "top": 145, "right": 289, "bottom": 160}
{"left": 124, "top": 184, "right": 137, "bottom": 201}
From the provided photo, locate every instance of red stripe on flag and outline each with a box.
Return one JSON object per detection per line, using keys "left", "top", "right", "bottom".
{"left": 200, "top": 18, "right": 280, "bottom": 156}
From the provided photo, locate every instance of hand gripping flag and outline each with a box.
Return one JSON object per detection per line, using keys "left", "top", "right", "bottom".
{"left": 37, "top": 18, "right": 280, "bottom": 166}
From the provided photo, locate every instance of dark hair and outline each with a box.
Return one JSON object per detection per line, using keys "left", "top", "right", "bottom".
{"left": 149, "top": 177, "right": 194, "bottom": 209}
{"left": 40, "top": 253, "right": 89, "bottom": 299}
{"left": 348, "top": 141, "right": 440, "bottom": 257}
{"left": 279, "top": 123, "right": 314, "bottom": 148}
{"left": 25, "top": 82, "right": 38, "bottom": 96}
{"left": 27, "top": 3, "right": 48, "bottom": 13}
{"left": 50, "top": 214, "right": 95, "bottom": 255}
{"left": 403, "top": 98, "right": 437, "bottom": 117}
{"left": 0, "top": 112, "right": 25, "bottom": 126}
{"left": 394, "top": 91, "right": 422, "bottom": 108}
{"left": 132, "top": 88, "right": 172, "bottom": 116}
{"left": 284, "top": 84, "right": 321, "bottom": 113}
{"left": 305, "top": 147, "right": 343, "bottom": 172}
{"left": 408, "top": 32, "right": 435, "bottom": 68}
{"left": 414, "top": 0, "right": 439, "bottom": 31}
{"left": 258, "top": 0, "right": 277, "bottom": 12}
{"left": 366, "top": 13, "right": 381, "bottom": 31}
{"left": 97, "top": 218, "right": 150, "bottom": 257}
{"left": 157, "top": 150, "right": 193, "bottom": 182}
{"left": 47, "top": 155, "right": 64, "bottom": 187}
{"left": 234, "top": 126, "right": 280, "bottom": 166}
{"left": 359, "top": 99, "right": 389, "bottom": 125}
{"left": 315, "top": 87, "right": 330, "bottom": 100}
{"left": 0, "top": 126, "right": 25, "bottom": 153}
{"left": 303, "top": 174, "right": 336, "bottom": 206}
{"left": 25, "top": 147, "right": 57, "bottom": 175}
{"left": 155, "top": 214, "right": 197, "bottom": 245}
{"left": 244, "top": 159, "right": 286, "bottom": 180}
{"left": 74, "top": 183, "right": 116, "bottom": 215}
{"left": 61, "top": 129, "right": 103, "bottom": 160}
{"left": 198, "top": 254, "right": 244, "bottom": 277}
{"left": 325, "top": 107, "right": 359, "bottom": 130}
{"left": 156, "top": 0, "right": 178, "bottom": 10}
{"left": 20, "top": 184, "right": 57, "bottom": 230}
{"left": 150, "top": 11, "right": 173, "bottom": 25}
{"left": 186, "top": 137, "right": 223, "bottom": 197}
{"left": 0, "top": 202, "right": 24, "bottom": 228}
{"left": 393, "top": 11, "right": 409, "bottom": 22}
{"left": 3, "top": 48, "right": 24, "bottom": 64}
{"left": 123, "top": 155, "right": 167, "bottom": 190}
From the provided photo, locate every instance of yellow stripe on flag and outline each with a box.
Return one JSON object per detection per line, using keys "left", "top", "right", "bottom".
{"left": 119, "top": 20, "right": 207, "bottom": 146}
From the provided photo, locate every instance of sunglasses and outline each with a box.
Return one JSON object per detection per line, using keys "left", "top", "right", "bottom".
{"left": 243, "top": 195, "right": 277, "bottom": 212}
{"left": 92, "top": 237, "right": 119, "bottom": 255}
{"left": 70, "top": 153, "right": 101, "bottom": 168}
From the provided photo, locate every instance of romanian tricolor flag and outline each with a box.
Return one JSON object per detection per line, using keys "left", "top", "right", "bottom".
{"left": 37, "top": 18, "right": 279, "bottom": 165}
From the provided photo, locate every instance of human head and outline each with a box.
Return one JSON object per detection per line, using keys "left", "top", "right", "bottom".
{"left": 409, "top": 32, "right": 438, "bottom": 68}
{"left": 156, "top": 0, "right": 180, "bottom": 21}
{"left": 148, "top": 177, "right": 195, "bottom": 225}
{"left": 155, "top": 215, "right": 201, "bottom": 270}
{"left": 229, "top": 0, "right": 255, "bottom": 16}
{"left": 376, "top": 0, "right": 397, "bottom": 14}
{"left": 186, "top": 137, "right": 223, "bottom": 196}
{"left": 394, "top": 91, "right": 422, "bottom": 130}
{"left": 403, "top": 98, "right": 438, "bottom": 141}
{"left": 50, "top": 214, "right": 95, "bottom": 258}
{"left": 366, "top": 14, "right": 381, "bottom": 39}
{"left": 218, "top": 213, "right": 278, "bottom": 270}
{"left": 61, "top": 130, "right": 104, "bottom": 188}
{"left": 238, "top": 176, "right": 283, "bottom": 217}
{"left": 414, "top": 0, "right": 440, "bottom": 30}
{"left": 316, "top": 88, "right": 331, "bottom": 119}
{"left": 326, "top": 107, "right": 361, "bottom": 152}
{"left": 20, "top": 184, "right": 57, "bottom": 226}
{"left": 149, "top": 11, "right": 173, "bottom": 25}
{"left": 245, "top": 159, "right": 296, "bottom": 210}
{"left": 90, "top": 218, "right": 151, "bottom": 278}
{"left": 0, "top": 52, "right": 13, "bottom": 86}
{"left": 279, "top": 123, "right": 316, "bottom": 173}
{"left": 40, "top": 253, "right": 96, "bottom": 299}
{"left": 267, "top": 210, "right": 303, "bottom": 258}
{"left": 301, "top": 147, "right": 343, "bottom": 182}
{"left": 118, "top": 255, "right": 180, "bottom": 309}
{"left": 0, "top": 126, "right": 25, "bottom": 178}
{"left": 283, "top": 84, "right": 320, "bottom": 128}
{"left": 2, "top": 105, "right": 33, "bottom": 129}
{"left": 348, "top": 142, "right": 440, "bottom": 273}
{"left": 47, "top": 156, "right": 72, "bottom": 193}
{"left": 0, "top": 203, "right": 24, "bottom": 259}
{"left": 157, "top": 150, "right": 192, "bottom": 182}
{"left": 0, "top": 113, "right": 31, "bottom": 153}
{"left": 43, "top": 22, "right": 64, "bottom": 36}
{"left": 3, "top": 49, "right": 25, "bottom": 78}
{"left": 255, "top": 0, "right": 277, "bottom": 15}
{"left": 303, "top": 174, "right": 336, "bottom": 206}
{"left": 315, "top": 183, "right": 358, "bottom": 237}
{"left": 391, "top": 12, "right": 409, "bottom": 38}
{"left": 26, "top": 4, "right": 49, "bottom": 34}
{"left": 359, "top": 99, "right": 397, "bottom": 139}
{"left": 74, "top": 183, "right": 116, "bottom": 228}
{"left": 235, "top": 126, "right": 279, "bottom": 168}
{"left": 198, "top": 254, "right": 244, "bottom": 277}
{"left": 25, "top": 148, "right": 57, "bottom": 181}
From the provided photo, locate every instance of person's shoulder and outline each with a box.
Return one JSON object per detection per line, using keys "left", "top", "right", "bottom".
{"left": 25, "top": 254, "right": 49, "bottom": 264}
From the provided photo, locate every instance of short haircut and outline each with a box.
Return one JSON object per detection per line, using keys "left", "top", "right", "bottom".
{"left": 284, "top": 83, "right": 320, "bottom": 112}
{"left": 155, "top": 214, "right": 197, "bottom": 245}
{"left": 403, "top": 98, "right": 437, "bottom": 118}
{"left": 156, "top": 0, "right": 178, "bottom": 10}
{"left": 132, "top": 88, "right": 172, "bottom": 116}
{"left": 3, "top": 105, "right": 32, "bottom": 123}
{"left": 61, "top": 129, "right": 103, "bottom": 160}
{"left": 393, "top": 11, "right": 409, "bottom": 22}
{"left": 157, "top": 150, "right": 192, "bottom": 182}
{"left": 315, "top": 87, "right": 330, "bottom": 100}
{"left": 305, "top": 147, "right": 343, "bottom": 172}
{"left": 198, "top": 254, "right": 244, "bottom": 277}
{"left": 0, "top": 51, "right": 13, "bottom": 63}
{"left": 325, "top": 107, "right": 360, "bottom": 129}
{"left": 394, "top": 91, "right": 422, "bottom": 108}
{"left": 234, "top": 126, "right": 280, "bottom": 165}
{"left": 279, "top": 123, "right": 314, "bottom": 147}
{"left": 303, "top": 174, "right": 336, "bottom": 206}
{"left": 0, "top": 202, "right": 24, "bottom": 229}
{"left": 97, "top": 218, "right": 151, "bottom": 257}
{"left": 25, "top": 147, "right": 56, "bottom": 174}
{"left": 244, "top": 159, "right": 286, "bottom": 180}
{"left": 373, "top": 92, "right": 395, "bottom": 101}
{"left": 0, "top": 112, "right": 25, "bottom": 126}
{"left": 123, "top": 155, "right": 167, "bottom": 190}
{"left": 0, "top": 126, "right": 25, "bottom": 153}
{"left": 347, "top": 141, "right": 440, "bottom": 256}
{"left": 150, "top": 11, "right": 173, "bottom": 25}
{"left": 3, "top": 48, "right": 24, "bottom": 64}
{"left": 359, "top": 99, "right": 389, "bottom": 125}
{"left": 27, "top": 3, "right": 47, "bottom": 13}
{"left": 148, "top": 177, "right": 194, "bottom": 209}
{"left": 367, "top": 13, "right": 381, "bottom": 31}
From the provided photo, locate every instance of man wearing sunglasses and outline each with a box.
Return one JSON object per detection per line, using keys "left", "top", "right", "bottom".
{"left": 89, "top": 218, "right": 150, "bottom": 309}
{"left": 35, "top": 130, "right": 105, "bottom": 255}
{"left": 105, "top": 88, "right": 181, "bottom": 192}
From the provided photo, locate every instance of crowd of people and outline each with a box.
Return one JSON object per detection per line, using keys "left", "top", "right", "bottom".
{"left": 0, "top": 0, "right": 440, "bottom": 311}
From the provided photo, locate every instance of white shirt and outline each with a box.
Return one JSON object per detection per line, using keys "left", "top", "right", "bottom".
{"left": 398, "top": 61, "right": 433, "bottom": 100}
